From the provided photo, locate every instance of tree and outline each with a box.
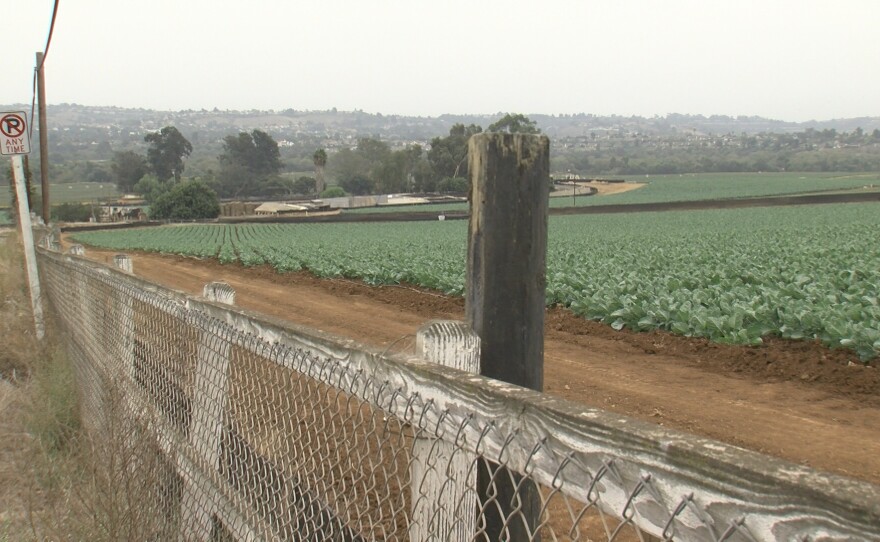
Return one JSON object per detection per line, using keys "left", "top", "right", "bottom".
{"left": 382, "top": 144, "right": 428, "bottom": 194}
{"left": 293, "top": 176, "right": 317, "bottom": 195}
{"left": 133, "top": 174, "right": 169, "bottom": 203}
{"left": 330, "top": 147, "right": 371, "bottom": 189}
{"left": 428, "top": 124, "right": 482, "bottom": 184}
{"left": 313, "top": 149, "right": 327, "bottom": 194}
{"left": 149, "top": 181, "right": 220, "bottom": 220}
{"left": 437, "top": 176, "right": 469, "bottom": 194}
{"left": 487, "top": 113, "right": 540, "bottom": 134}
{"left": 250, "top": 130, "right": 283, "bottom": 177}
{"left": 328, "top": 138, "right": 393, "bottom": 195}
{"left": 339, "top": 175, "right": 373, "bottom": 195}
{"left": 144, "top": 126, "right": 192, "bottom": 182}
{"left": 216, "top": 130, "right": 282, "bottom": 198}
{"left": 410, "top": 158, "right": 437, "bottom": 193}
{"left": 111, "top": 150, "right": 148, "bottom": 192}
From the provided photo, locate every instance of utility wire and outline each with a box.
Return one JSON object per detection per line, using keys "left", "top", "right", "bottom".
{"left": 29, "top": 0, "right": 60, "bottom": 138}
{"left": 29, "top": 71, "right": 38, "bottom": 138}
{"left": 38, "top": 0, "right": 61, "bottom": 71}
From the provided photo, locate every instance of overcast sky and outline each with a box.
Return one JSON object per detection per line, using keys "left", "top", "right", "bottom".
{"left": 4, "top": 0, "right": 879, "bottom": 122}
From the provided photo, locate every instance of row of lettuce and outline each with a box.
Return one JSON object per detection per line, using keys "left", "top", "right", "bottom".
{"left": 72, "top": 203, "right": 880, "bottom": 361}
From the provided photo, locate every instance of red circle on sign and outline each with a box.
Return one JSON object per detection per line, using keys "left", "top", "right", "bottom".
{"left": 1, "top": 114, "right": 26, "bottom": 138}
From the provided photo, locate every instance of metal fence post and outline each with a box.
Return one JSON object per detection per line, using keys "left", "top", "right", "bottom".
{"left": 411, "top": 320, "right": 480, "bottom": 541}
{"left": 467, "top": 133, "right": 550, "bottom": 541}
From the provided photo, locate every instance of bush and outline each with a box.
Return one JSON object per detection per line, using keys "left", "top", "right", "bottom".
{"left": 437, "top": 176, "right": 469, "bottom": 194}
{"left": 132, "top": 174, "right": 168, "bottom": 203}
{"left": 149, "top": 181, "right": 220, "bottom": 220}
{"left": 52, "top": 203, "right": 94, "bottom": 222}
{"left": 320, "top": 186, "right": 346, "bottom": 198}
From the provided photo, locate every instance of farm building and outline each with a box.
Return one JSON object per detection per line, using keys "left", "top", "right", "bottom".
{"left": 99, "top": 195, "right": 147, "bottom": 222}
{"left": 253, "top": 201, "right": 331, "bottom": 216}
{"left": 221, "top": 200, "right": 331, "bottom": 217}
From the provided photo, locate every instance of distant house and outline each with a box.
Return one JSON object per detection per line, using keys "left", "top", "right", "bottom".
{"left": 99, "top": 195, "right": 147, "bottom": 222}
{"left": 254, "top": 202, "right": 311, "bottom": 216}
{"left": 253, "top": 201, "right": 331, "bottom": 216}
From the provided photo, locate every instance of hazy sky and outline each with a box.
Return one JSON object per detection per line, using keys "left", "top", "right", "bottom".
{"left": 4, "top": 0, "right": 879, "bottom": 122}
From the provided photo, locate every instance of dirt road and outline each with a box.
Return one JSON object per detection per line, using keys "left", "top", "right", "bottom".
{"left": 78, "top": 247, "right": 880, "bottom": 485}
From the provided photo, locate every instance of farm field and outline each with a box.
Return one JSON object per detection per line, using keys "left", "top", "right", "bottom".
{"left": 72, "top": 202, "right": 880, "bottom": 361}
{"left": 344, "top": 172, "right": 880, "bottom": 214}
{"left": 0, "top": 181, "right": 119, "bottom": 208}
{"left": 566, "top": 171, "right": 880, "bottom": 206}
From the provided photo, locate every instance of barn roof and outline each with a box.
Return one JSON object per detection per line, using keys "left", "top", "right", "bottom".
{"left": 254, "top": 202, "right": 311, "bottom": 214}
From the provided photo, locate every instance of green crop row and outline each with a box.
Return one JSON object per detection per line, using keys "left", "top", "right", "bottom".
{"left": 344, "top": 172, "right": 880, "bottom": 215}
{"left": 72, "top": 202, "right": 880, "bottom": 360}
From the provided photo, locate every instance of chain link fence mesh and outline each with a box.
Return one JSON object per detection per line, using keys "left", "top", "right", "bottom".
{"left": 37, "top": 249, "right": 880, "bottom": 542}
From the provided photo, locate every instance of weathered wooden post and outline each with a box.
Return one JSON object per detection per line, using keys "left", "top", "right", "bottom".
{"left": 411, "top": 320, "right": 480, "bottom": 541}
{"left": 114, "top": 254, "right": 133, "bottom": 274}
{"left": 467, "top": 132, "right": 550, "bottom": 541}
{"left": 203, "top": 282, "right": 236, "bottom": 305}
{"left": 180, "top": 283, "right": 236, "bottom": 540}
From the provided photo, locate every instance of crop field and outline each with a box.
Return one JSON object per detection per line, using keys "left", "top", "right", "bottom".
{"left": 0, "top": 182, "right": 118, "bottom": 207}
{"left": 345, "top": 172, "right": 880, "bottom": 214}
{"left": 567, "top": 172, "right": 880, "bottom": 206}
{"left": 72, "top": 202, "right": 880, "bottom": 360}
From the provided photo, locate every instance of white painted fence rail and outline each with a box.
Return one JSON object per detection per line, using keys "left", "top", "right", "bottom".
{"left": 37, "top": 247, "right": 880, "bottom": 541}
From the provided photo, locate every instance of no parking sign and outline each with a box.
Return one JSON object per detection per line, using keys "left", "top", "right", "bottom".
{"left": 1, "top": 111, "right": 31, "bottom": 155}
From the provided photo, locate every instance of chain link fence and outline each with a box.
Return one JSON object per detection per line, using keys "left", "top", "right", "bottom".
{"left": 38, "top": 248, "right": 880, "bottom": 541}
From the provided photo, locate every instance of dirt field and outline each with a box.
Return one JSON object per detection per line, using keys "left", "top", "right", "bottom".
{"left": 550, "top": 181, "right": 647, "bottom": 198}
{"left": 68, "top": 245, "right": 880, "bottom": 487}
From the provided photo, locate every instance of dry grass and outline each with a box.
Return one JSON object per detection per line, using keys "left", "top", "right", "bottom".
{"left": 0, "top": 232, "right": 37, "bottom": 383}
{"left": 0, "top": 232, "right": 77, "bottom": 540}
{"left": 0, "top": 233, "right": 175, "bottom": 541}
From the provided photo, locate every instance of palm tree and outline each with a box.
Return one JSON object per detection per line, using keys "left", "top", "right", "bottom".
{"left": 313, "top": 149, "right": 327, "bottom": 195}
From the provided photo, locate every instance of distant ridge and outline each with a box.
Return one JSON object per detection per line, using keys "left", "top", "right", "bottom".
{"left": 2, "top": 103, "right": 878, "bottom": 140}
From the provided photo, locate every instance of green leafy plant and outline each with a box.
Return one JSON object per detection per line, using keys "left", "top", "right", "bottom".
{"left": 73, "top": 202, "right": 880, "bottom": 361}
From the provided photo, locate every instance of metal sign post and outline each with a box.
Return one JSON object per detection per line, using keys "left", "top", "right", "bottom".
{"left": 3, "top": 111, "right": 44, "bottom": 340}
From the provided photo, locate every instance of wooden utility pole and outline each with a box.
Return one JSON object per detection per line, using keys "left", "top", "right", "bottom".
{"left": 466, "top": 132, "right": 550, "bottom": 541}
{"left": 36, "top": 52, "right": 50, "bottom": 224}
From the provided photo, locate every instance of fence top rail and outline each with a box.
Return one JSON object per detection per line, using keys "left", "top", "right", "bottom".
{"left": 38, "top": 248, "right": 880, "bottom": 540}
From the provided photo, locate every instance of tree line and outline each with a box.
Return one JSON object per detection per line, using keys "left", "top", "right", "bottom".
{"left": 551, "top": 127, "right": 880, "bottom": 176}
{"left": 104, "top": 114, "right": 542, "bottom": 218}
{"left": 28, "top": 112, "right": 878, "bottom": 220}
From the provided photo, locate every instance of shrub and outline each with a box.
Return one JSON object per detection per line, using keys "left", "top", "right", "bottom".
{"left": 437, "top": 176, "right": 469, "bottom": 194}
{"left": 320, "top": 186, "right": 346, "bottom": 198}
{"left": 149, "top": 181, "right": 220, "bottom": 220}
{"left": 52, "top": 203, "right": 93, "bottom": 223}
